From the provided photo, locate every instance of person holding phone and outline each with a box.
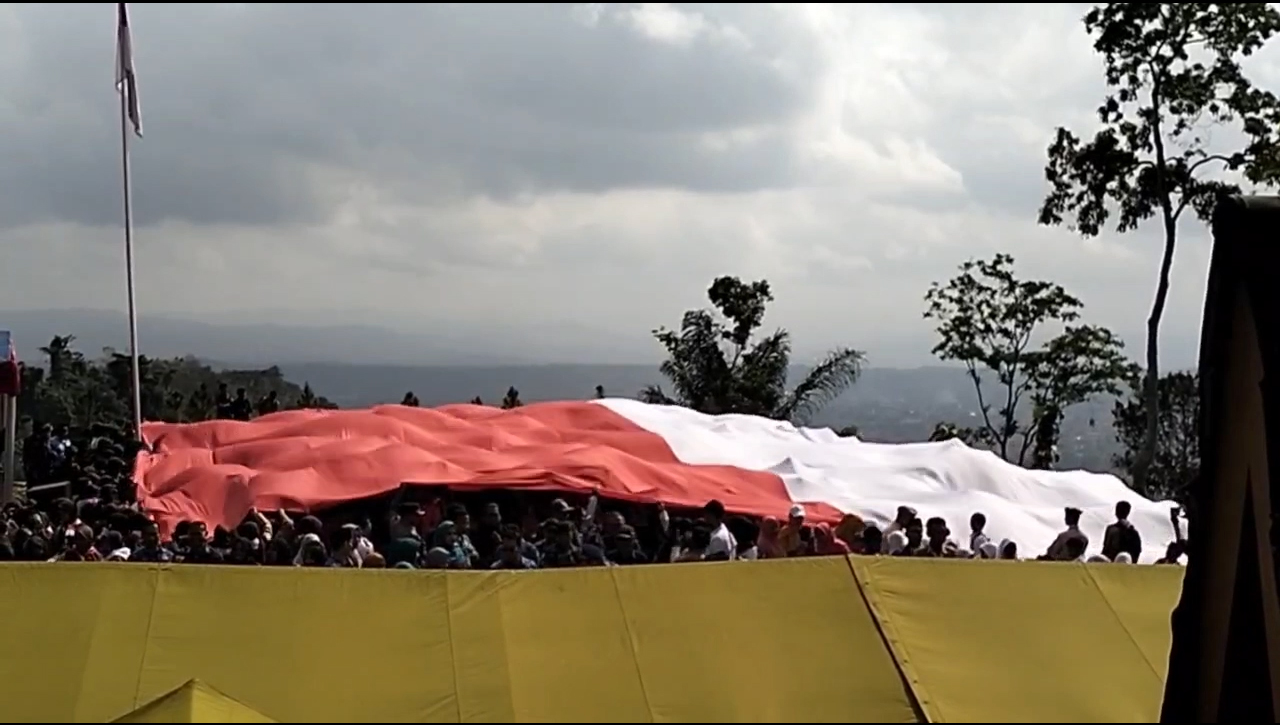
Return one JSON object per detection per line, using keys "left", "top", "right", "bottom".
{"left": 1155, "top": 506, "right": 1187, "bottom": 564}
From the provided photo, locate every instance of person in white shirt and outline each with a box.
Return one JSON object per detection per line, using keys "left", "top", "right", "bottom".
{"left": 702, "top": 499, "right": 737, "bottom": 561}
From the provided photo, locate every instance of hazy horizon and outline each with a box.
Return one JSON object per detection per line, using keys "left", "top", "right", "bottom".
{"left": 0, "top": 306, "right": 1203, "bottom": 370}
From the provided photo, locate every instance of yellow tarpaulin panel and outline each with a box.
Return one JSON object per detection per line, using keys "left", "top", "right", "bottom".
{"left": 1085, "top": 564, "right": 1183, "bottom": 681}
{"left": 447, "top": 569, "right": 651, "bottom": 723}
{"left": 0, "top": 563, "right": 158, "bottom": 723}
{"left": 613, "top": 557, "right": 921, "bottom": 724}
{"left": 854, "top": 557, "right": 1164, "bottom": 723}
{"left": 111, "top": 679, "right": 276, "bottom": 723}
{"left": 0, "top": 560, "right": 1186, "bottom": 723}
{"left": 134, "top": 566, "right": 459, "bottom": 723}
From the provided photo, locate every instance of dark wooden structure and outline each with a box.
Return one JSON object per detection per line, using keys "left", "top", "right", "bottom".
{"left": 1162, "top": 196, "right": 1280, "bottom": 722}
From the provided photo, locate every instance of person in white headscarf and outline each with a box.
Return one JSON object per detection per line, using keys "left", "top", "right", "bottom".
{"left": 885, "top": 529, "right": 908, "bottom": 555}
{"left": 998, "top": 539, "right": 1018, "bottom": 560}
{"left": 977, "top": 541, "right": 999, "bottom": 559}
{"left": 293, "top": 532, "right": 326, "bottom": 566}
{"left": 1114, "top": 551, "right": 1133, "bottom": 564}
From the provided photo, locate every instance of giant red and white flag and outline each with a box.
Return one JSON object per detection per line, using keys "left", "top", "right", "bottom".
{"left": 135, "top": 399, "right": 1178, "bottom": 561}
{"left": 116, "top": 2, "right": 143, "bottom": 137}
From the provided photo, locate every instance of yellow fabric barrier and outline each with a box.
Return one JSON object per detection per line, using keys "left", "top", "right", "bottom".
{"left": 0, "top": 559, "right": 1183, "bottom": 723}
{"left": 852, "top": 557, "right": 1182, "bottom": 723}
{"left": 1084, "top": 564, "right": 1185, "bottom": 682}
{"left": 446, "top": 566, "right": 652, "bottom": 722}
{"left": 112, "top": 679, "right": 276, "bottom": 723}
{"left": 139, "top": 565, "right": 459, "bottom": 723}
{"left": 612, "top": 557, "right": 919, "bottom": 723}
{"left": 0, "top": 563, "right": 158, "bottom": 722}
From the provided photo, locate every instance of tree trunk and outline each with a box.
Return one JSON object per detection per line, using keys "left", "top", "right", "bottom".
{"left": 1134, "top": 221, "right": 1178, "bottom": 494}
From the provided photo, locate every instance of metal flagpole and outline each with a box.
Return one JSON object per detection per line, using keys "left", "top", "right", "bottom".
{"left": 118, "top": 9, "right": 143, "bottom": 440}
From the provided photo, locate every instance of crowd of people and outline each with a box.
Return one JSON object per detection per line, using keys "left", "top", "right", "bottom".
{"left": 0, "top": 416, "right": 1188, "bottom": 569}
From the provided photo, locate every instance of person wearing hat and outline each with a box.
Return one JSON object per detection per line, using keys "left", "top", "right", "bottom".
{"left": 775, "top": 504, "right": 807, "bottom": 556}
{"left": 1045, "top": 506, "right": 1089, "bottom": 561}
{"left": 606, "top": 526, "right": 648, "bottom": 565}
{"left": 549, "top": 498, "right": 573, "bottom": 517}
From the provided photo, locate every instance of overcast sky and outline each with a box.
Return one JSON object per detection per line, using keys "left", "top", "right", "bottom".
{"left": 1, "top": 3, "right": 1275, "bottom": 366}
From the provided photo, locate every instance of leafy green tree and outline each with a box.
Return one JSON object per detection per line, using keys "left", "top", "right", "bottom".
{"left": 39, "top": 335, "right": 77, "bottom": 382}
{"left": 1039, "top": 3, "right": 1280, "bottom": 487}
{"left": 1113, "top": 370, "right": 1200, "bottom": 501}
{"left": 16, "top": 335, "right": 335, "bottom": 431}
{"left": 924, "top": 254, "right": 1130, "bottom": 467}
{"left": 640, "top": 275, "right": 865, "bottom": 423}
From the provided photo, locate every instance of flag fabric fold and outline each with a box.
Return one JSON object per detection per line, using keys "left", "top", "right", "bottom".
{"left": 116, "top": 2, "right": 142, "bottom": 137}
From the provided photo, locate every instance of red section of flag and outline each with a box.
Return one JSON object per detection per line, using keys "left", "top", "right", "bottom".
{"left": 134, "top": 402, "right": 836, "bottom": 537}
{"left": 0, "top": 335, "right": 19, "bottom": 397}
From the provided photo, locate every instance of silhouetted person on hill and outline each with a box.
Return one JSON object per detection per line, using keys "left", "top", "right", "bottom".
{"left": 401, "top": 392, "right": 420, "bottom": 407}
{"left": 186, "top": 383, "right": 212, "bottom": 421}
{"left": 256, "top": 390, "right": 280, "bottom": 416}
{"left": 214, "top": 383, "right": 232, "bottom": 419}
{"left": 230, "top": 388, "right": 252, "bottom": 421}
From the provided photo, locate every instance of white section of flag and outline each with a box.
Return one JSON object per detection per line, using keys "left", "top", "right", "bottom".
{"left": 116, "top": 3, "right": 143, "bottom": 137}
{"left": 593, "top": 397, "right": 1180, "bottom": 563}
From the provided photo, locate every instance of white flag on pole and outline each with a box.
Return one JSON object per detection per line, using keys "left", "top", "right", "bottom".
{"left": 116, "top": 3, "right": 142, "bottom": 137}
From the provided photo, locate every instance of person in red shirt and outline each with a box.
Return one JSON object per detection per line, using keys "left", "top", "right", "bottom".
{"left": 813, "top": 523, "right": 850, "bottom": 556}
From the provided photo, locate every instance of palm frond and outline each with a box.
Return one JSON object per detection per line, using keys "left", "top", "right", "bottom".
{"left": 656, "top": 309, "right": 733, "bottom": 412}
{"left": 778, "top": 347, "right": 866, "bottom": 424}
{"left": 734, "top": 328, "right": 791, "bottom": 417}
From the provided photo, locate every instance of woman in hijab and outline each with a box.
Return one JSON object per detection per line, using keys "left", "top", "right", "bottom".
{"left": 998, "top": 539, "right": 1018, "bottom": 560}
{"left": 834, "top": 514, "right": 865, "bottom": 551}
{"left": 293, "top": 533, "right": 327, "bottom": 567}
{"left": 885, "top": 530, "right": 909, "bottom": 556}
{"left": 813, "top": 523, "right": 850, "bottom": 556}
{"left": 756, "top": 517, "right": 786, "bottom": 559}
{"left": 431, "top": 521, "right": 471, "bottom": 569}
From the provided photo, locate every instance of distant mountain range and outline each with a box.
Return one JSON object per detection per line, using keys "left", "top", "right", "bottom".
{"left": 0, "top": 308, "right": 656, "bottom": 365}
{"left": 1, "top": 307, "right": 1126, "bottom": 472}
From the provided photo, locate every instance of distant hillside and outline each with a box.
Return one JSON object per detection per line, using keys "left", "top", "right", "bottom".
{"left": 0, "top": 308, "right": 655, "bottom": 365}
